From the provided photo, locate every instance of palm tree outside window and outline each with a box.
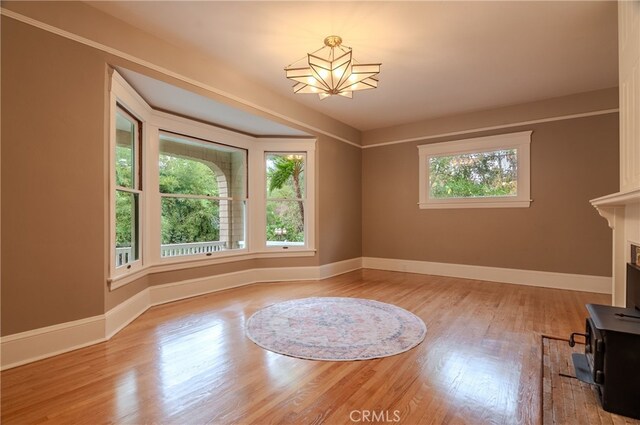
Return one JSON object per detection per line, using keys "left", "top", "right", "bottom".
{"left": 266, "top": 153, "right": 305, "bottom": 246}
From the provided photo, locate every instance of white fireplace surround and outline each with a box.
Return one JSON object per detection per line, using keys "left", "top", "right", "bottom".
{"left": 591, "top": 2, "right": 640, "bottom": 307}
{"left": 591, "top": 189, "right": 640, "bottom": 307}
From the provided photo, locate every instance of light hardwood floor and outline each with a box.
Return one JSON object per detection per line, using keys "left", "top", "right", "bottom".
{"left": 1, "top": 269, "right": 609, "bottom": 424}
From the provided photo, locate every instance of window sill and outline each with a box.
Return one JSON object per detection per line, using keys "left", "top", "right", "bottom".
{"left": 109, "top": 266, "right": 151, "bottom": 290}
{"left": 418, "top": 199, "right": 532, "bottom": 209}
{"left": 108, "top": 249, "right": 317, "bottom": 290}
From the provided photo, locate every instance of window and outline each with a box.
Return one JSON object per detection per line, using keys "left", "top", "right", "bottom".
{"left": 113, "top": 106, "right": 142, "bottom": 270}
{"left": 266, "top": 153, "right": 306, "bottom": 247}
{"left": 418, "top": 131, "right": 531, "bottom": 209}
{"left": 108, "top": 70, "right": 316, "bottom": 287}
{"left": 159, "top": 132, "right": 247, "bottom": 258}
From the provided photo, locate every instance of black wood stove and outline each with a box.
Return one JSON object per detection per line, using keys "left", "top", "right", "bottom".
{"left": 571, "top": 304, "right": 640, "bottom": 419}
{"left": 570, "top": 264, "right": 640, "bottom": 420}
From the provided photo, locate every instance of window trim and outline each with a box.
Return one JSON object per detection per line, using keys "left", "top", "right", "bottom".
{"left": 113, "top": 106, "right": 143, "bottom": 269}
{"left": 418, "top": 131, "right": 532, "bottom": 209}
{"left": 253, "top": 141, "right": 316, "bottom": 253}
{"left": 109, "top": 70, "right": 316, "bottom": 288}
{"left": 109, "top": 72, "right": 152, "bottom": 279}
{"left": 264, "top": 151, "right": 310, "bottom": 250}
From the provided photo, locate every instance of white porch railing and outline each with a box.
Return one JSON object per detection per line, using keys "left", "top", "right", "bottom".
{"left": 160, "top": 241, "right": 227, "bottom": 258}
{"left": 116, "top": 241, "right": 229, "bottom": 267}
{"left": 266, "top": 241, "right": 305, "bottom": 247}
{"left": 116, "top": 247, "right": 133, "bottom": 268}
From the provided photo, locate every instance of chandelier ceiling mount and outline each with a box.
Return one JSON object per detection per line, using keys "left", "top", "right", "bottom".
{"left": 323, "top": 35, "right": 343, "bottom": 48}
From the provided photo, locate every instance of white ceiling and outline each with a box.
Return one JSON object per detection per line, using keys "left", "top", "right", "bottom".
{"left": 90, "top": 1, "right": 618, "bottom": 132}
{"left": 117, "top": 67, "right": 310, "bottom": 137}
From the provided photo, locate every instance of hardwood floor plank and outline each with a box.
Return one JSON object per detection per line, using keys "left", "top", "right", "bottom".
{"left": 1, "top": 269, "right": 609, "bottom": 424}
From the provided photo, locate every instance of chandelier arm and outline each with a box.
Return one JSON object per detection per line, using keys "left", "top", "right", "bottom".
{"left": 285, "top": 55, "right": 309, "bottom": 69}
{"left": 285, "top": 45, "right": 326, "bottom": 68}
{"left": 310, "top": 45, "right": 326, "bottom": 55}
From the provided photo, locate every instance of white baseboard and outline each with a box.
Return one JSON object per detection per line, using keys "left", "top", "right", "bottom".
{"left": 149, "top": 269, "right": 257, "bottom": 306}
{"left": 2, "top": 256, "right": 609, "bottom": 370}
{"left": 362, "top": 257, "right": 612, "bottom": 294}
{"left": 0, "top": 258, "right": 361, "bottom": 370}
{"left": 105, "top": 289, "right": 151, "bottom": 339}
{"left": 318, "top": 257, "right": 363, "bottom": 279}
{"left": 148, "top": 257, "right": 362, "bottom": 306}
{"left": 0, "top": 316, "right": 106, "bottom": 370}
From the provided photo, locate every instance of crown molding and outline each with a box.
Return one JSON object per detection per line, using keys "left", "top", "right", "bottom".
{"left": 0, "top": 7, "right": 361, "bottom": 148}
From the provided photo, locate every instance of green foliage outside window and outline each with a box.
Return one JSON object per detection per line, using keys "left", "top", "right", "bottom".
{"left": 115, "top": 149, "right": 222, "bottom": 247}
{"left": 266, "top": 154, "right": 305, "bottom": 243}
{"left": 115, "top": 146, "right": 135, "bottom": 248}
{"left": 159, "top": 155, "right": 220, "bottom": 244}
{"left": 429, "top": 149, "right": 517, "bottom": 198}
{"left": 116, "top": 147, "right": 307, "bottom": 249}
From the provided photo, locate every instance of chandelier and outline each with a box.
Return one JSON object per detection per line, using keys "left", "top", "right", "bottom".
{"left": 284, "top": 36, "right": 381, "bottom": 100}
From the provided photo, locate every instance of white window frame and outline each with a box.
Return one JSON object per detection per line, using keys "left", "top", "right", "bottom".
{"left": 109, "top": 72, "right": 152, "bottom": 279}
{"left": 156, "top": 130, "right": 249, "bottom": 260}
{"left": 418, "top": 131, "right": 532, "bottom": 209}
{"left": 149, "top": 114, "right": 252, "bottom": 268}
{"left": 256, "top": 142, "right": 316, "bottom": 252}
{"left": 108, "top": 70, "right": 316, "bottom": 288}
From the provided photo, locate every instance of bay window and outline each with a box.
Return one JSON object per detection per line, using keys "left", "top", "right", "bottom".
{"left": 109, "top": 70, "right": 315, "bottom": 287}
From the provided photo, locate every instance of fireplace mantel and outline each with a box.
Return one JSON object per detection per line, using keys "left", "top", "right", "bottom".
{"left": 591, "top": 188, "right": 640, "bottom": 229}
{"left": 591, "top": 188, "right": 640, "bottom": 306}
{"left": 591, "top": 188, "right": 640, "bottom": 208}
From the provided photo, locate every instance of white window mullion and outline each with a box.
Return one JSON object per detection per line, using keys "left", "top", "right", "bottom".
{"left": 305, "top": 147, "right": 315, "bottom": 250}
{"left": 160, "top": 193, "right": 234, "bottom": 201}
{"left": 249, "top": 148, "right": 266, "bottom": 250}
{"left": 146, "top": 125, "right": 161, "bottom": 265}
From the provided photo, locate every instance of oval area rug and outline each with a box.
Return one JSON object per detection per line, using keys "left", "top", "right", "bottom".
{"left": 245, "top": 297, "right": 427, "bottom": 361}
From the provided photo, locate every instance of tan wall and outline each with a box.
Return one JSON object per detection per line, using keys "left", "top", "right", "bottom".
{"left": 0, "top": 3, "right": 617, "bottom": 336}
{"left": 362, "top": 113, "right": 619, "bottom": 276}
{"left": 317, "top": 136, "right": 362, "bottom": 265}
{"left": 1, "top": 18, "right": 107, "bottom": 334}
{"left": 2, "top": 16, "right": 363, "bottom": 334}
